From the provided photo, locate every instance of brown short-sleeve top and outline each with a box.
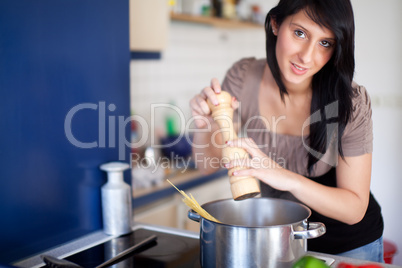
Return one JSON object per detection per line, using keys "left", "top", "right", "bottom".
{"left": 222, "top": 57, "right": 373, "bottom": 177}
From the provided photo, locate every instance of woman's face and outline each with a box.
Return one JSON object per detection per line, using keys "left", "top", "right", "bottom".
{"left": 272, "top": 10, "right": 335, "bottom": 90}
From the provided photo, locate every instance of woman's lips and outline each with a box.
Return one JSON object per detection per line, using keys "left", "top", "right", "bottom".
{"left": 291, "top": 62, "right": 308, "bottom": 75}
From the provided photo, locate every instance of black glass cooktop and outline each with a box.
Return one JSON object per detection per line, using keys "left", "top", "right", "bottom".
{"left": 42, "top": 228, "right": 201, "bottom": 268}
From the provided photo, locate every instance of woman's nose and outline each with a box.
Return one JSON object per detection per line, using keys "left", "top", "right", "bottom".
{"left": 298, "top": 42, "right": 315, "bottom": 64}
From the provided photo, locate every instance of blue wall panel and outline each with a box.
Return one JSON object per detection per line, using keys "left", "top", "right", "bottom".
{"left": 0, "top": 0, "right": 131, "bottom": 264}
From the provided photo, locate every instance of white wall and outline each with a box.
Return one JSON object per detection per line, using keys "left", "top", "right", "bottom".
{"left": 130, "top": 0, "right": 402, "bottom": 264}
{"left": 352, "top": 0, "right": 402, "bottom": 265}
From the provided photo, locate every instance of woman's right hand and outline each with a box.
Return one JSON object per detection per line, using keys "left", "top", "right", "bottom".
{"left": 189, "top": 78, "right": 238, "bottom": 129}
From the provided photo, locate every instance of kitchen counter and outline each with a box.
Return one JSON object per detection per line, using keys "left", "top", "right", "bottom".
{"left": 311, "top": 251, "right": 400, "bottom": 267}
{"left": 14, "top": 168, "right": 400, "bottom": 268}
{"left": 15, "top": 222, "right": 400, "bottom": 268}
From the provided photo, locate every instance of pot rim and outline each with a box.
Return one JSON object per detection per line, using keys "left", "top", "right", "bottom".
{"left": 199, "top": 197, "right": 312, "bottom": 228}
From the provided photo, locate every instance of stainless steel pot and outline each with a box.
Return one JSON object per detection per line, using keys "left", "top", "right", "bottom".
{"left": 188, "top": 197, "right": 325, "bottom": 268}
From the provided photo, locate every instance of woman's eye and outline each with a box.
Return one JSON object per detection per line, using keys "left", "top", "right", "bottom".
{"left": 320, "top": 40, "right": 333, "bottom": 48}
{"left": 294, "top": 30, "right": 305, "bottom": 38}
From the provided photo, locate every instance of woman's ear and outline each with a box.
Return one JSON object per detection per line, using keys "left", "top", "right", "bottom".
{"left": 270, "top": 17, "right": 278, "bottom": 36}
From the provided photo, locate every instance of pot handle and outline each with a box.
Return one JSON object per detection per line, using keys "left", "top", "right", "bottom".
{"left": 293, "top": 221, "right": 326, "bottom": 239}
{"left": 188, "top": 209, "right": 201, "bottom": 222}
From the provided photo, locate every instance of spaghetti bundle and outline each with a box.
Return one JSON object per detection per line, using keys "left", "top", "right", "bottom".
{"left": 167, "top": 179, "right": 221, "bottom": 223}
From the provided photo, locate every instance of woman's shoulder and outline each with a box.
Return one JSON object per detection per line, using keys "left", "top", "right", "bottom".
{"left": 227, "top": 57, "right": 266, "bottom": 75}
{"left": 351, "top": 81, "right": 370, "bottom": 100}
{"left": 341, "top": 81, "right": 373, "bottom": 156}
{"left": 350, "top": 81, "right": 372, "bottom": 118}
{"left": 222, "top": 57, "right": 265, "bottom": 97}
{"left": 226, "top": 57, "right": 260, "bottom": 76}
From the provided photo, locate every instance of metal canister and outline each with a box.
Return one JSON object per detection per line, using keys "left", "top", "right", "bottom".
{"left": 100, "top": 162, "right": 132, "bottom": 236}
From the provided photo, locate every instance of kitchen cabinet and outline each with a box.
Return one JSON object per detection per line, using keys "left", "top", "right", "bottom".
{"left": 133, "top": 175, "right": 232, "bottom": 232}
{"left": 129, "top": 0, "right": 169, "bottom": 51}
{"left": 129, "top": 4, "right": 262, "bottom": 52}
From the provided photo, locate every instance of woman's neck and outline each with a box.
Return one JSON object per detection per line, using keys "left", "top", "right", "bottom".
{"left": 260, "top": 64, "right": 312, "bottom": 136}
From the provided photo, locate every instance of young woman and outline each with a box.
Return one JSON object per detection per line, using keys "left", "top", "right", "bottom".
{"left": 189, "top": 0, "right": 384, "bottom": 262}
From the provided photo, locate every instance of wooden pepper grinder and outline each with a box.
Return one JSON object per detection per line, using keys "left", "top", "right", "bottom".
{"left": 207, "top": 91, "right": 261, "bottom": 200}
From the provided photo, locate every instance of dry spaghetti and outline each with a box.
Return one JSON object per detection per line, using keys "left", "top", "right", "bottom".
{"left": 167, "top": 179, "right": 221, "bottom": 223}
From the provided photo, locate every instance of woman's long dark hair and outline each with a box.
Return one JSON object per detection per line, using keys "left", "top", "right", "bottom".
{"left": 265, "top": 0, "right": 355, "bottom": 173}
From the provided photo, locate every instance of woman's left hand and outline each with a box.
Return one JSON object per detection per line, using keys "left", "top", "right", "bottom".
{"left": 224, "top": 138, "right": 296, "bottom": 192}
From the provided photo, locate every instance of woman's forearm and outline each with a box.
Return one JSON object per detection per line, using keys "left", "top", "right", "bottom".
{"left": 288, "top": 170, "right": 369, "bottom": 225}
